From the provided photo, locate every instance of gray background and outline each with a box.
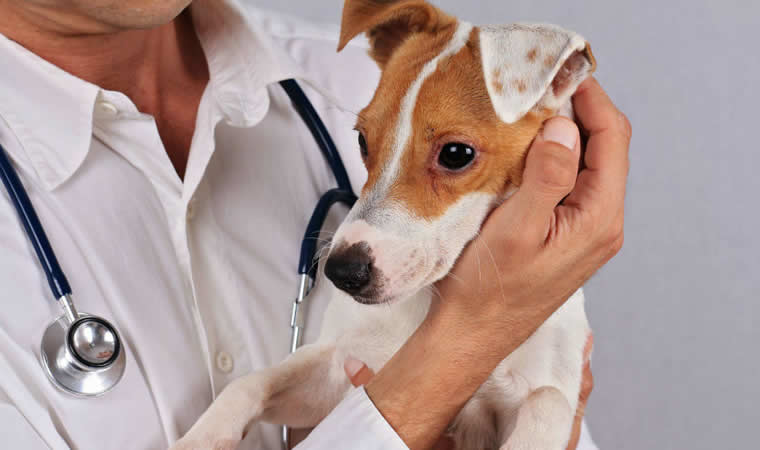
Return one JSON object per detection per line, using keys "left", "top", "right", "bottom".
{"left": 251, "top": 1, "right": 760, "bottom": 449}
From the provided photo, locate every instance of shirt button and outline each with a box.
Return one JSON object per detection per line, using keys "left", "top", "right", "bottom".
{"left": 186, "top": 198, "right": 197, "bottom": 220}
{"left": 96, "top": 101, "right": 118, "bottom": 116}
{"left": 215, "top": 351, "right": 234, "bottom": 373}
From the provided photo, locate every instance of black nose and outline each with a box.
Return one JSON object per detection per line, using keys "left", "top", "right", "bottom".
{"left": 325, "top": 243, "right": 373, "bottom": 295}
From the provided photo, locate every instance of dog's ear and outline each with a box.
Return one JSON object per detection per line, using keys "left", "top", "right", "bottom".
{"left": 338, "top": 0, "right": 455, "bottom": 68}
{"left": 479, "top": 24, "right": 597, "bottom": 123}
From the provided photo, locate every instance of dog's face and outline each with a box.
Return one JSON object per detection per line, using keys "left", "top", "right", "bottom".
{"left": 325, "top": 0, "right": 595, "bottom": 305}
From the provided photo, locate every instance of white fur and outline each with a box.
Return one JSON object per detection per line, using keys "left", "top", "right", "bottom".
{"left": 377, "top": 21, "right": 474, "bottom": 195}
{"left": 173, "top": 19, "right": 593, "bottom": 450}
{"left": 480, "top": 23, "right": 590, "bottom": 123}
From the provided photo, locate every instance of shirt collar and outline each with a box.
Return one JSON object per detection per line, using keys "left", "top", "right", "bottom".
{"left": 0, "top": 33, "right": 99, "bottom": 191}
{"left": 191, "top": 0, "right": 307, "bottom": 127}
{"left": 0, "top": 0, "right": 308, "bottom": 191}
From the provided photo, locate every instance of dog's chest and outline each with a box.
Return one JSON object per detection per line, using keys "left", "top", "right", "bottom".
{"left": 318, "top": 288, "right": 588, "bottom": 449}
{"left": 320, "top": 289, "right": 433, "bottom": 369}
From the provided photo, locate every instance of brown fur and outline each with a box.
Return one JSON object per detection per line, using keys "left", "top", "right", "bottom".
{"left": 526, "top": 47, "right": 538, "bottom": 62}
{"left": 338, "top": 0, "right": 457, "bottom": 68}
{"left": 354, "top": 22, "right": 552, "bottom": 219}
{"left": 353, "top": 15, "right": 458, "bottom": 199}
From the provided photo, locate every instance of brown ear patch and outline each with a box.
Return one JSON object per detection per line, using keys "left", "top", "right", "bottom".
{"left": 338, "top": 0, "right": 456, "bottom": 69}
{"left": 526, "top": 47, "right": 539, "bottom": 62}
{"left": 513, "top": 79, "right": 528, "bottom": 93}
{"left": 491, "top": 68, "right": 504, "bottom": 93}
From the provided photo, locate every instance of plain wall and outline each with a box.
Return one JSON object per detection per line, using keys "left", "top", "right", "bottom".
{"left": 249, "top": 1, "right": 760, "bottom": 448}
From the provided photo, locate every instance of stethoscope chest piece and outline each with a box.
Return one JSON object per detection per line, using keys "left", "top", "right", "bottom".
{"left": 41, "top": 313, "right": 126, "bottom": 397}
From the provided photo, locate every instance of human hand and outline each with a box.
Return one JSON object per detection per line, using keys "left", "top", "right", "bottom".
{"left": 363, "top": 78, "right": 628, "bottom": 450}
{"left": 432, "top": 77, "right": 630, "bottom": 357}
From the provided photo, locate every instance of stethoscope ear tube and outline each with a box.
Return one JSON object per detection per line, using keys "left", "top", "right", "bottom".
{"left": 298, "top": 188, "right": 356, "bottom": 279}
{"left": 279, "top": 79, "right": 354, "bottom": 194}
{"left": 0, "top": 143, "right": 72, "bottom": 300}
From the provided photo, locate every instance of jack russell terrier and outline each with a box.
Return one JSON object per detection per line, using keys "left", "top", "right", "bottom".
{"left": 174, "top": 0, "right": 596, "bottom": 448}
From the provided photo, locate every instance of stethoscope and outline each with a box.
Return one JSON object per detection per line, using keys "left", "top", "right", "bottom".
{"left": 0, "top": 78, "right": 356, "bottom": 420}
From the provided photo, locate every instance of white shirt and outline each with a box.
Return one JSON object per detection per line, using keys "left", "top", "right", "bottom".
{"left": 0, "top": 1, "right": 598, "bottom": 449}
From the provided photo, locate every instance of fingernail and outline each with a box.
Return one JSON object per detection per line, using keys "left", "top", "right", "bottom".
{"left": 541, "top": 118, "right": 578, "bottom": 151}
{"left": 344, "top": 355, "right": 365, "bottom": 378}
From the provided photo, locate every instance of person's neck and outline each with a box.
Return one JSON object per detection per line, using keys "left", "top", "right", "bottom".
{"left": 0, "top": 4, "right": 211, "bottom": 179}
{"left": 1, "top": 5, "right": 208, "bottom": 114}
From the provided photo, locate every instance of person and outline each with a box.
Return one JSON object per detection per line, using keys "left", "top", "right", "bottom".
{"left": 0, "top": 0, "right": 630, "bottom": 449}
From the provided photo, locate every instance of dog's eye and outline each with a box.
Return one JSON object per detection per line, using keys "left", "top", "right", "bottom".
{"left": 438, "top": 142, "right": 475, "bottom": 170}
{"left": 358, "top": 132, "right": 368, "bottom": 159}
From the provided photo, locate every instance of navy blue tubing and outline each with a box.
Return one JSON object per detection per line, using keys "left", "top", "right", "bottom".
{"left": 297, "top": 188, "right": 356, "bottom": 278}
{"left": 0, "top": 79, "right": 353, "bottom": 299}
{"left": 279, "top": 79, "right": 357, "bottom": 278}
{"left": 0, "top": 143, "right": 72, "bottom": 299}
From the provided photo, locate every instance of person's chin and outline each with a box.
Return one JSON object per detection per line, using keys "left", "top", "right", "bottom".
{"left": 79, "top": 0, "right": 193, "bottom": 31}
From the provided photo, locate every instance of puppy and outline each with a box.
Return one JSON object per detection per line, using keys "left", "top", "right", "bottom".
{"left": 174, "top": 0, "right": 595, "bottom": 448}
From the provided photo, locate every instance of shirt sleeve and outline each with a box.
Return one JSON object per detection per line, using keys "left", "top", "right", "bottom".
{"left": 294, "top": 387, "right": 408, "bottom": 449}
{"left": 295, "top": 386, "right": 600, "bottom": 450}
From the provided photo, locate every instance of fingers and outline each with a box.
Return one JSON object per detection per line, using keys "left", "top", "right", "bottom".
{"left": 567, "top": 77, "right": 631, "bottom": 211}
{"left": 345, "top": 356, "right": 375, "bottom": 387}
{"left": 574, "top": 78, "right": 631, "bottom": 139}
{"left": 495, "top": 117, "right": 581, "bottom": 243}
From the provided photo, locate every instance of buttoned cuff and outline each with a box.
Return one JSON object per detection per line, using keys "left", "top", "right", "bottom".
{"left": 295, "top": 386, "right": 408, "bottom": 449}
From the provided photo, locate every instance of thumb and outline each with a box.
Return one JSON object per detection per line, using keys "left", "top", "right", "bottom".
{"left": 495, "top": 117, "right": 581, "bottom": 242}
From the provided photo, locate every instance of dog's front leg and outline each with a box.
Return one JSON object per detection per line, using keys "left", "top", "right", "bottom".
{"left": 499, "top": 386, "right": 574, "bottom": 450}
{"left": 172, "top": 343, "right": 348, "bottom": 450}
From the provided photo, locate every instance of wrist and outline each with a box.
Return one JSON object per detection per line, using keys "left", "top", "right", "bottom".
{"left": 365, "top": 300, "right": 522, "bottom": 449}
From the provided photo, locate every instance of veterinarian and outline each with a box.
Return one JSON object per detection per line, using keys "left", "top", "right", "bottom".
{"left": 0, "top": 0, "right": 630, "bottom": 449}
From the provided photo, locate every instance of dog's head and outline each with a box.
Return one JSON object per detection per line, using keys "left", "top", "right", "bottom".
{"left": 325, "top": 0, "right": 595, "bottom": 305}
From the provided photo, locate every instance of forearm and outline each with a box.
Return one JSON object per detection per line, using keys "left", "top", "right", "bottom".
{"left": 365, "top": 305, "right": 537, "bottom": 450}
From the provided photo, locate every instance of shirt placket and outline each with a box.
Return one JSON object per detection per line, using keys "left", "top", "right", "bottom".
{"left": 179, "top": 101, "right": 256, "bottom": 396}
{"left": 93, "top": 89, "right": 220, "bottom": 397}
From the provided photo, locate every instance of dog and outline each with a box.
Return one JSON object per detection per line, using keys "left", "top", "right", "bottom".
{"left": 174, "top": 0, "right": 595, "bottom": 448}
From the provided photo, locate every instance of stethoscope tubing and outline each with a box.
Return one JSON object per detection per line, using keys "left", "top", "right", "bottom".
{"left": 278, "top": 80, "right": 357, "bottom": 280}
{"left": 278, "top": 79, "right": 357, "bottom": 450}
{"left": 0, "top": 78, "right": 355, "bottom": 414}
{"left": 0, "top": 142, "right": 72, "bottom": 301}
{"left": 279, "top": 79, "right": 354, "bottom": 194}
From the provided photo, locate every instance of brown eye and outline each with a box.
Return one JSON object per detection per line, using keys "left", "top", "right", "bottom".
{"left": 438, "top": 142, "right": 475, "bottom": 170}
{"left": 358, "top": 132, "right": 368, "bottom": 159}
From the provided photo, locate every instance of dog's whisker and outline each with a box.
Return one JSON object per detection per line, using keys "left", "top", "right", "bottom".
{"left": 481, "top": 239, "right": 508, "bottom": 305}
{"left": 305, "top": 237, "right": 334, "bottom": 247}
{"left": 474, "top": 239, "right": 484, "bottom": 286}
{"left": 442, "top": 271, "right": 464, "bottom": 285}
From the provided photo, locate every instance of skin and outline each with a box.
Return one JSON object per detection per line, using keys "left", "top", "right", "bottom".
{"left": 0, "top": 0, "right": 208, "bottom": 178}
{"left": 346, "top": 334, "right": 594, "bottom": 450}
{"left": 0, "top": 1, "right": 630, "bottom": 448}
